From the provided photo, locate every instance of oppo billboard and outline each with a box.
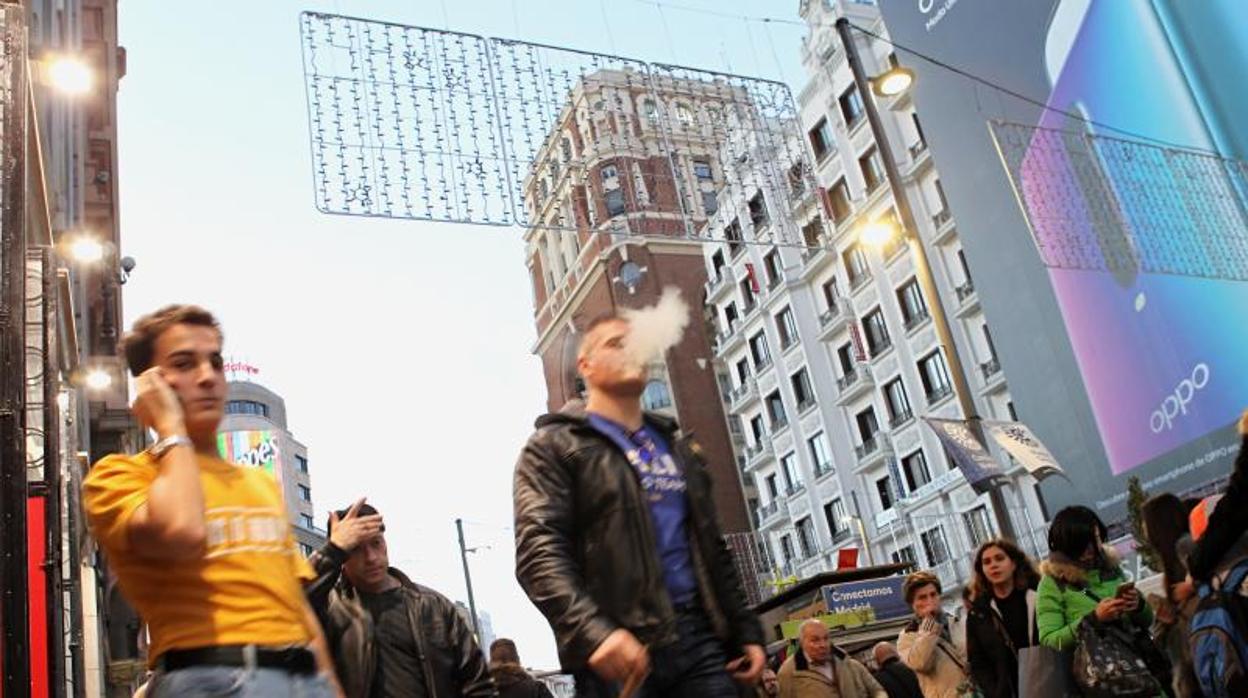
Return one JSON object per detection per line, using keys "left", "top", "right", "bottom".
{"left": 875, "top": 0, "right": 1248, "bottom": 522}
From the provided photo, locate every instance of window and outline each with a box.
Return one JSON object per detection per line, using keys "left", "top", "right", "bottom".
{"left": 877, "top": 476, "right": 895, "bottom": 510}
{"left": 560, "top": 137, "right": 573, "bottom": 161}
{"left": 676, "top": 103, "right": 694, "bottom": 126}
{"left": 748, "top": 192, "right": 769, "bottom": 229}
{"left": 809, "top": 432, "right": 833, "bottom": 475}
{"left": 300, "top": 543, "right": 315, "bottom": 558}
{"left": 296, "top": 455, "right": 309, "bottom": 474}
{"left": 740, "top": 278, "right": 757, "bottom": 312}
{"left": 838, "top": 84, "right": 864, "bottom": 127}
{"left": 537, "top": 178, "right": 549, "bottom": 201}
{"left": 766, "top": 390, "right": 787, "bottom": 429}
{"left": 725, "top": 219, "right": 744, "bottom": 256}
{"left": 918, "top": 350, "right": 953, "bottom": 403}
{"left": 884, "top": 378, "right": 913, "bottom": 426}
{"left": 789, "top": 163, "right": 807, "bottom": 197}
{"left": 298, "top": 484, "right": 312, "bottom": 502}
{"left": 763, "top": 250, "right": 783, "bottom": 288}
{"left": 765, "top": 474, "right": 779, "bottom": 499}
{"left": 693, "top": 160, "right": 713, "bottom": 181}
{"left": 780, "top": 534, "right": 796, "bottom": 566}
{"left": 837, "top": 343, "right": 855, "bottom": 375}
{"left": 300, "top": 513, "right": 315, "bottom": 529}
{"left": 921, "top": 527, "right": 951, "bottom": 565}
{"left": 844, "top": 244, "right": 869, "bottom": 287}
{"left": 824, "top": 498, "right": 848, "bottom": 540}
{"left": 856, "top": 407, "right": 880, "bottom": 442}
{"left": 600, "top": 163, "right": 619, "bottom": 181}
{"left": 912, "top": 113, "right": 927, "bottom": 147}
{"left": 825, "top": 179, "right": 852, "bottom": 225}
{"left": 897, "top": 278, "right": 929, "bottom": 329}
{"left": 1007, "top": 401, "right": 1019, "bottom": 421}
{"left": 781, "top": 452, "right": 802, "bottom": 493}
{"left": 776, "top": 306, "right": 799, "bottom": 349}
{"left": 796, "top": 517, "right": 817, "bottom": 559}
{"left": 801, "top": 219, "right": 823, "bottom": 248}
{"left": 935, "top": 178, "right": 950, "bottom": 213}
{"left": 712, "top": 250, "right": 726, "bottom": 278}
{"left": 809, "top": 117, "right": 834, "bottom": 160}
{"left": 750, "top": 415, "right": 766, "bottom": 443}
{"left": 892, "top": 545, "right": 918, "bottom": 566}
{"left": 965, "top": 505, "right": 995, "bottom": 548}
{"left": 791, "top": 368, "right": 815, "bottom": 411}
{"left": 983, "top": 325, "right": 999, "bottom": 362}
{"left": 604, "top": 188, "right": 625, "bottom": 217}
{"left": 749, "top": 332, "right": 771, "bottom": 369}
{"left": 641, "top": 380, "right": 672, "bottom": 410}
{"left": 642, "top": 99, "right": 658, "bottom": 121}
{"left": 702, "top": 191, "right": 718, "bottom": 215}
{"left": 957, "top": 248, "right": 973, "bottom": 284}
{"left": 859, "top": 147, "right": 885, "bottom": 192}
{"left": 225, "top": 400, "right": 270, "bottom": 418}
{"left": 901, "top": 449, "right": 932, "bottom": 492}
{"left": 863, "top": 308, "right": 891, "bottom": 357}
{"left": 822, "top": 278, "right": 840, "bottom": 311}
{"left": 735, "top": 358, "right": 750, "bottom": 385}
{"left": 724, "top": 302, "right": 738, "bottom": 329}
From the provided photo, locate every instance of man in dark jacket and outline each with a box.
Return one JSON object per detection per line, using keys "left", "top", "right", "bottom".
{"left": 488, "top": 639, "right": 553, "bottom": 698}
{"left": 306, "top": 499, "right": 496, "bottom": 698}
{"left": 1187, "top": 409, "right": 1248, "bottom": 583}
{"left": 870, "top": 643, "right": 922, "bottom": 698}
{"left": 513, "top": 313, "right": 766, "bottom": 697}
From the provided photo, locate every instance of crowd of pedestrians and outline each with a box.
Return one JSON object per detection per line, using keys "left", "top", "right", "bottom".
{"left": 85, "top": 307, "right": 1248, "bottom": 697}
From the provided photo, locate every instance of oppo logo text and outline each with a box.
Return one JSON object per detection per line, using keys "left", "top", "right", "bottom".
{"left": 1150, "top": 364, "right": 1210, "bottom": 434}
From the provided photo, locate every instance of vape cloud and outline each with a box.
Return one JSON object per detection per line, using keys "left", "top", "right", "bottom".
{"left": 621, "top": 286, "right": 690, "bottom": 369}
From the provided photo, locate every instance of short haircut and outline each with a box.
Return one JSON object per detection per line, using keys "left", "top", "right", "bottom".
{"left": 121, "top": 304, "right": 221, "bottom": 377}
{"left": 489, "top": 638, "right": 521, "bottom": 665}
{"left": 327, "top": 503, "right": 384, "bottom": 538}
{"left": 903, "top": 571, "right": 941, "bottom": 604}
{"left": 798, "top": 618, "right": 827, "bottom": 637}
{"left": 1047, "top": 505, "right": 1108, "bottom": 561}
{"left": 576, "top": 311, "right": 627, "bottom": 359}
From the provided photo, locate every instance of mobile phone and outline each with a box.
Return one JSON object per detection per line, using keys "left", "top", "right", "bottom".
{"left": 1115, "top": 582, "right": 1136, "bottom": 599}
{"left": 1018, "top": 0, "right": 1248, "bottom": 476}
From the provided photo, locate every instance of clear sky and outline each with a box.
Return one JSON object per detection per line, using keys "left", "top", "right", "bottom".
{"left": 117, "top": 0, "right": 805, "bottom": 670}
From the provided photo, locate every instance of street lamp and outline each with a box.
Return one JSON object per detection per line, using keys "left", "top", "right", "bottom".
{"left": 871, "top": 66, "right": 915, "bottom": 98}
{"left": 834, "top": 17, "right": 1018, "bottom": 542}
{"left": 66, "top": 235, "right": 106, "bottom": 264}
{"left": 45, "top": 55, "right": 93, "bottom": 96}
{"left": 858, "top": 218, "right": 898, "bottom": 248}
{"left": 83, "top": 367, "right": 112, "bottom": 391}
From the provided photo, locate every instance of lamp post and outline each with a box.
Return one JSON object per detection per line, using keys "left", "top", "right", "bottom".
{"left": 834, "top": 17, "right": 1017, "bottom": 542}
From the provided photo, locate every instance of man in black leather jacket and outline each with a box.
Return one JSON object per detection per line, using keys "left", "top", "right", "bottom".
{"left": 513, "top": 313, "right": 766, "bottom": 697}
{"left": 306, "top": 500, "right": 496, "bottom": 698}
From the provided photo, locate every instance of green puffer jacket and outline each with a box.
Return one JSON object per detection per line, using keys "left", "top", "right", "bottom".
{"left": 1036, "top": 545, "right": 1152, "bottom": 651}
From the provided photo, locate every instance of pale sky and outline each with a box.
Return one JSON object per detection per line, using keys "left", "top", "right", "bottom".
{"left": 118, "top": 0, "right": 803, "bottom": 670}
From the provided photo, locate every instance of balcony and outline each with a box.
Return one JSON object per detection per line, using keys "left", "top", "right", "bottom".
{"left": 898, "top": 468, "right": 963, "bottom": 506}
{"left": 817, "top": 303, "right": 853, "bottom": 341}
{"left": 757, "top": 499, "right": 788, "bottom": 528}
{"left": 831, "top": 528, "right": 854, "bottom": 546}
{"left": 814, "top": 461, "right": 835, "bottom": 479}
{"left": 786, "top": 482, "right": 806, "bottom": 498}
{"left": 854, "top": 433, "right": 893, "bottom": 469}
{"left": 797, "top": 398, "right": 817, "bottom": 415}
{"left": 769, "top": 415, "right": 790, "bottom": 435}
{"left": 714, "top": 322, "right": 744, "bottom": 357}
{"left": 980, "top": 356, "right": 1007, "bottom": 395}
{"left": 909, "top": 140, "right": 929, "bottom": 161}
{"left": 848, "top": 270, "right": 873, "bottom": 293}
{"left": 903, "top": 308, "right": 931, "bottom": 333}
{"left": 729, "top": 378, "right": 759, "bottom": 409}
{"left": 888, "top": 408, "right": 915, "bottom": 429}
{"left": 932, "top": 208, "right": 952, "bottom": 229}
{"left": 954, "top": 280, "right": 980, "bottom": 318}
{"left": 706, "top": 268, "right": 735, "bottom": 300}
{"left": 868, "top": 336, "right": 893, "bottom": 361}
{"left": 925, "top": 384, "right": 955, "bottom": 406}
{"left": 801, "top": 243, "right": 830, "bottom": 271}
{"left": 932, "top": 208, "right": 957, "bottom": 244}
{"left": 835, "top": 364, "right": 875, "bottom": 406}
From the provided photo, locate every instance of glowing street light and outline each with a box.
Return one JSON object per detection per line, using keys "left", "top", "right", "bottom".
{"left": 46, "top": 55, "right": 93, "bottom": 96}
{"left": 871, "top": 66, "right": 915, "bottom": 98}
{"left": 859, "top": 219, "right": 900, "bottom": 248}
{"left": 67, "top": 236, "right": 106, "bottom": 264}
{"left": 84, "top": 367, "right": 113, "bottom": 391}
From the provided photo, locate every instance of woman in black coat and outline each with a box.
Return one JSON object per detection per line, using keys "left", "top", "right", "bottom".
{"left": 964, "top": 538, "right": 1041, "bottom": 698}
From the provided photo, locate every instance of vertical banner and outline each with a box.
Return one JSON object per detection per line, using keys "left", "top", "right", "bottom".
{"left": 886, "top": 457, "right": 908, "bottom": 501}
{"left": 849, "top": 323, "right": 867, "bottom": 362}
{"left": 983, "top": 421, "right": 1065, "bottom": 481}
{"left": 923, "top": 418, "right": 1007, "bottom": 494}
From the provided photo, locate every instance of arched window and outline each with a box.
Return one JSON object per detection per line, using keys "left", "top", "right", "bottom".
{"left": 642, "top": 380, "right": 673, "bottom": 411}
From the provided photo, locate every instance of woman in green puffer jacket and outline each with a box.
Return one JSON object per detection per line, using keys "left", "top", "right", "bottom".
{"left": 1037, "top": 505, "right": 1152, "bottom": 651}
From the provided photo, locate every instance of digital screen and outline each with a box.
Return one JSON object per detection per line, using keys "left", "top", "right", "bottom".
{"left": 218, "top": 430, "right": 284, "bottom": 493}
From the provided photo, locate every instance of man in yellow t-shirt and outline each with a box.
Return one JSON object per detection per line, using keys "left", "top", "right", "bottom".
{"left": 83, "top": 305, "right": 341, "bottom": 697}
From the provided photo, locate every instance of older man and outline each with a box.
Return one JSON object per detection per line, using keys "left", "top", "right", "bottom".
{"left": 777, "top": 620, "right": 886, "bottom": 698}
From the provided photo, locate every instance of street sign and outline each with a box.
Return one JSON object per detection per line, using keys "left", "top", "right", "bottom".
{"left": 821, "top": 576, "right": 909, "bottom": 625}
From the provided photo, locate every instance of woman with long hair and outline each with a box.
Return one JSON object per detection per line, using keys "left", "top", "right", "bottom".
{"left": 1142, "top": 494, "right": 1200, "bottom": 698}
{"left": 964, "top": 539, "right": 1041, "bottom": 698}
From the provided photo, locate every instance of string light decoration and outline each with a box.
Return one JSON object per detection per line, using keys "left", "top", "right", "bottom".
{"left": 991, "top": 121, "right": 1248, "bottom": 282}
{"left": 300, "top": 11, "right": 816, "bottom": 247}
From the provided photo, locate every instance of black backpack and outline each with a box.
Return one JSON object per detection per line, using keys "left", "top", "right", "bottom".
{"left": 1190, "top": 558, "right": 1248, "bottom": 698}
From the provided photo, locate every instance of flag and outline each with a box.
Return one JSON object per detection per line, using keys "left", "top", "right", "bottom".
{"left": 744, "top": 263, "right": 760, "bottom": 293}
{"left": 923, "top": 417, "right": 1007, "bottom": 494}
{"left": 983, "top": 420, "right": 1065, "bottom": 481}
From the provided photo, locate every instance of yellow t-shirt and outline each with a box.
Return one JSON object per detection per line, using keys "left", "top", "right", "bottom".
{"left": 83, "top": 451, "right": 315, "bottom": 665}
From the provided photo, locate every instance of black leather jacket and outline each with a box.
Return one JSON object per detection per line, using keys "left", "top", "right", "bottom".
{"left": 512, "top": 402, "right": 764, "bottom": 672}
{"left": 306, "top": 544, "right": 496, "bottom": 698}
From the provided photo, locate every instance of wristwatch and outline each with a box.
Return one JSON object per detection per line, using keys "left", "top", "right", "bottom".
{"left": 146, "top": 434, "right": 193, "bottom": 460}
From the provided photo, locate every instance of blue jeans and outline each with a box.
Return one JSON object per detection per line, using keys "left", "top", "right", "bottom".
{"left": 575, "top": 606, "right": 741, "bottom": 698}
{"left": 149, "top": 666, "right": 334, "bottom": 697}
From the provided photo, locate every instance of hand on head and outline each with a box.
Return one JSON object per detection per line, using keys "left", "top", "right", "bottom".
{"left": 329, "top": 497, "right": 384, "bottom": 552}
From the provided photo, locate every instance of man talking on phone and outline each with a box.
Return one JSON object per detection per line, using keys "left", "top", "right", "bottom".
{"left": 513, "top": 313, "right": 766, "bottom": 697}
{"left": 83, "top": 305, "right": 340, "bottom": 696}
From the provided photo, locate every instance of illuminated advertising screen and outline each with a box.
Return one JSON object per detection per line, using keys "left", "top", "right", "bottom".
{"left": 218, "top": 430, "right": 284, "bottom": 493}
{"left": 875, "top": 0, "right": 1247, "bottom": 521}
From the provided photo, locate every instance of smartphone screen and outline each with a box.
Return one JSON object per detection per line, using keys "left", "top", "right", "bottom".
{"left": 1018, "top": 1, "right": 1248, "bottom": 475}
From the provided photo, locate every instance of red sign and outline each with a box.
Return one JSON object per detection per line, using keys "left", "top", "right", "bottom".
{"left": 744, "top": 263, "right": 760, "bottom": 294}
{"left": 224, "top": 361, "right": 260, "bottom": 377}
{"left": 849, "top": 323, "right": 867, "bottom": 363}
{"left": 837, "top": 547, "right": 860, "bottom": 570}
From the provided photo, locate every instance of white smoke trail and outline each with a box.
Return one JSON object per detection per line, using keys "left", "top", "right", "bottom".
{"left": 621, "top": 286, "right": 690, "bottom": 369}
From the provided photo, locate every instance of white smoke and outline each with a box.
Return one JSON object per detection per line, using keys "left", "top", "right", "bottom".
{"left": 621, "top": 286, "right": 690, "bottom": 369}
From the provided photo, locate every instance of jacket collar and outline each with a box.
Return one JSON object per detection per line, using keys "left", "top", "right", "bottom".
{"left": 535, "top": 398, "right": 682, "bottom": 440}
{"left": 1040, "top": 545, "right": 1122, "bottom": 587}
{"left": 338, "top": 566, "right": 422, "bottom": 598}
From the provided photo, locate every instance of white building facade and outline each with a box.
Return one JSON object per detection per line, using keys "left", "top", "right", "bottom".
{"left": 703, "top": 0, "right": 1051, "bottom": 598}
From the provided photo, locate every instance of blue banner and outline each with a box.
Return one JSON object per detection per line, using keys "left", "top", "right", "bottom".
{"left": 821, "top": 576, "right": 909, "bottom": 623}
{"left": 923, "top": 417, "right": 1007, "bottom": 494}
